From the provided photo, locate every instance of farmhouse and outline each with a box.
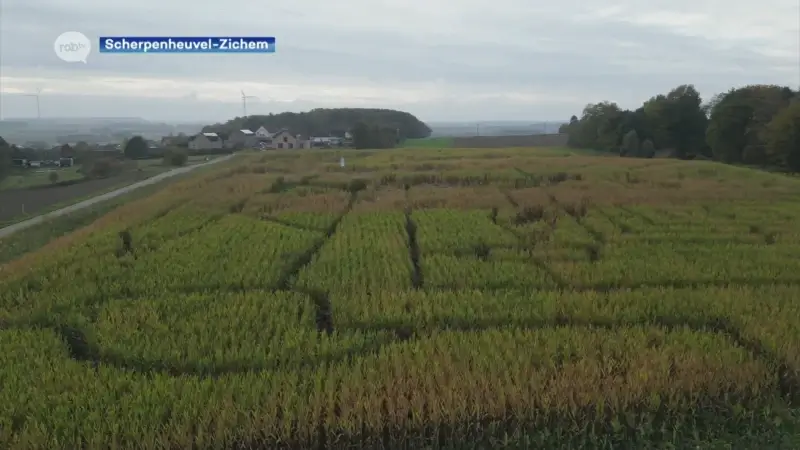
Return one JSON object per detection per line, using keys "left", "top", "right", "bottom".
{"left": 188, "top": 132, "right": 223, "bottom": 150}
{"left": 254, "top": 126, "right": 271, "bottom": 138}
{"left": 226, "top": 129, "right": 257, "bottom": 149}
{"left": 271, "top": 129, "right": 296, "bottom": 149}
{"left": 267, "top": 129, "right": 311, "bottom": 149}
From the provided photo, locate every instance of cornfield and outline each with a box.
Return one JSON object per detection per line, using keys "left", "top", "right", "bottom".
{"left": 2, "top": 147, "right": 800, "bottom": 449}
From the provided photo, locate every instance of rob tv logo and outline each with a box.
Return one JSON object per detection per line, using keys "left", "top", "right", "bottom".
{"left": 54, "top": 31, "right": 92, "bottom": 63}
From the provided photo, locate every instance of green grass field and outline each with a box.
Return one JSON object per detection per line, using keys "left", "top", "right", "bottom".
{"left": 0, "top": 155, "right": 214, "bottom": 192}
{"left": 2, "top": 146, "right": 800, "bottom": 449}
{"left": 401, "top": 136, "right": 454, "bottom": 147}
{"left": 0, "top": 165, "right": 85, "bottom": 190}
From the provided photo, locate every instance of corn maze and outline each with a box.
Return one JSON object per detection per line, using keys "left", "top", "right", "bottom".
{"left": 3, "top": 147, "right": 800, "bottom": 449}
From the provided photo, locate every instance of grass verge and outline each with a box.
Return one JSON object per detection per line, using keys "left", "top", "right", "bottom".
{"left": 402, "top": 137, "right": 455, "bottom": 148}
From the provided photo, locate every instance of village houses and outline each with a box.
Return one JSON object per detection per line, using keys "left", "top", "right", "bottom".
{"left": 180, "top": 127, "right": 318, "bottom": 151}
{"left": 248, "top": 127, "right": 312, "bottom": 150}
{"left": 188, "top": 132, "right": 223, "bottom": 150}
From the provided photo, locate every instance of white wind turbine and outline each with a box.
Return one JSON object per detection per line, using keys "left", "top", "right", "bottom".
{"left": 23, "top": 87, "right": 43, "bottom": 119}
{"left": 241, "top": 90, "right": 258, "bottom": 117}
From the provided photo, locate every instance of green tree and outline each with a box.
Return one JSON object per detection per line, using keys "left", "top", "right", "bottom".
{"left": 123, "top": 136, "right": 148, "bottom": 159}
{"left": 163, "top": 148, "right": 188, "bottom": 166}
{"left": 351, "top": 122, "right": 371, "bottom": 149}
{"left": 642, "top": 85, "right": 707, "bottom": 158}
{"left": 558, "top": 115, "right": 578, "bottom": 134}
{"left": 85, "top": 158, "right": 123, "bottom": 178}
{"left": 640, "top": 139, "right": 656, "bottom": 158}
{"left": 620, "top": 130, "right": 640, "bottom": 157}
{"left": 371, "top": 125, "right": 398, "bottom": 149}
{"left": 763, "top": 101, "right": 800, "bottom": 171}
{"left": 707, "top": 85, "right": 793, "bottom": 163}
{"left": 48, "top": 171, "right": 59, "bottom": 184}
{"left": 172, "top": 133, "right": 190, "bottom": 148}
{"left": 350, "top": 122, "right": 398, "bottom": 149}
{"left": 669, "top": 85, "right": 708, "bottom": 158}
{"left": 617, "top": 108, "right": 651, "bottom": 143}
{"left": 0, "top": 136, "right": 11, "bottom": 181}
{"left": 563, "top": 115, "right": 579, "bottom": 145}
{"left": 566, "top": 102, "right": 623, "bottom": 150}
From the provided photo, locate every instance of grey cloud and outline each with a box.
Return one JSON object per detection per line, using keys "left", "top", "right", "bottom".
{"left": 1, "top": 0, "right": 797, "bottom": 121}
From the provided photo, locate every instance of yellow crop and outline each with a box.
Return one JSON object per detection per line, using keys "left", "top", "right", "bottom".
{"left": 2, "top": 148, "right": 800, "bottom": 449}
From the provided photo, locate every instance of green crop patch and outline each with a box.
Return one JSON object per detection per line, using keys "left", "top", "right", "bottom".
{"left": 2, "top": 147, "right": 800, "bottom": 448}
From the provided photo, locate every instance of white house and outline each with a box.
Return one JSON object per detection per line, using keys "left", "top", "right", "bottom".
{"left": 254, "top": 126, "right": 271, "bottom": 138}
{"left": 188, "top": 132, "right": 223, "bottom": 150}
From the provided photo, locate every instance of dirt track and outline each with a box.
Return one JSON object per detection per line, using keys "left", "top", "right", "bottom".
{"left": 0, "top": 155, "right": 235, "bottom": 238}
{"left": 0, "top": 175, "right": 146, "bottom": 223}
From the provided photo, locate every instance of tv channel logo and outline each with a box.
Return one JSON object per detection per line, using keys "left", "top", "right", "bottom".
{"left": 54, "top": 31, "right": 91, "bottom": 63}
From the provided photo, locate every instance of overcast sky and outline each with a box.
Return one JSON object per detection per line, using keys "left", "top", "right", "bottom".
{"left": 0, "top": 0, "right": 798, "bottom": 123}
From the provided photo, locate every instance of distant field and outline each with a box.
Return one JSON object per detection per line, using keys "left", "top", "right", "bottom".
{"left": 0, "top": 155, "right": 218, "bottom": 226}
{"left": 3, "top": 146, "right": 800, "bottom": 448}
{"left": 0, "top": 155, "right": 211, "bottom": 192}
{"left": 402, "top": 136, "right": 454, "bottom": 147}
{"left": 0, "top": 155, "right": 236, "bottom": 263}
{"left": 0, "top": 165, "right": 85, "bottom": 190}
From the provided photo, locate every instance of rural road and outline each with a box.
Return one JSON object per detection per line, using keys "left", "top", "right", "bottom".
{"left": 0, "top": 154, "right": 236, "bottom": 240}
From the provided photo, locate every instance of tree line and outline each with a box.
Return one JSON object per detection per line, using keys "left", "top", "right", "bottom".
{"left": 350, "top": 122, "right": 401, "bottom": 149}
{"left": 559, "top": 84, "right": 800, "bottom": 170}
{"left": 0, "top": 137, "right": 10, "bottom": 182}
{"left": 202, "top": 108, "right": 432, "bottom": 140}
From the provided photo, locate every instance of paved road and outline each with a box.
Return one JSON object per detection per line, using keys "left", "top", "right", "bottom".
{"left": 0, "top": 154, "right": 236, "bottom": 239}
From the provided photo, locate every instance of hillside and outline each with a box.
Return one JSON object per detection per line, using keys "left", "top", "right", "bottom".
{"left": 202, "top": 108, "right": 432, "bottom": 139}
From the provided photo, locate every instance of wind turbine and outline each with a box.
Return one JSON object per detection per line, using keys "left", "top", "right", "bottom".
{"left": 241, "top": 90, "right": 258, "bottom": 117}
{"left": 23, "top": 87, "right": 43, "bottom": 119}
